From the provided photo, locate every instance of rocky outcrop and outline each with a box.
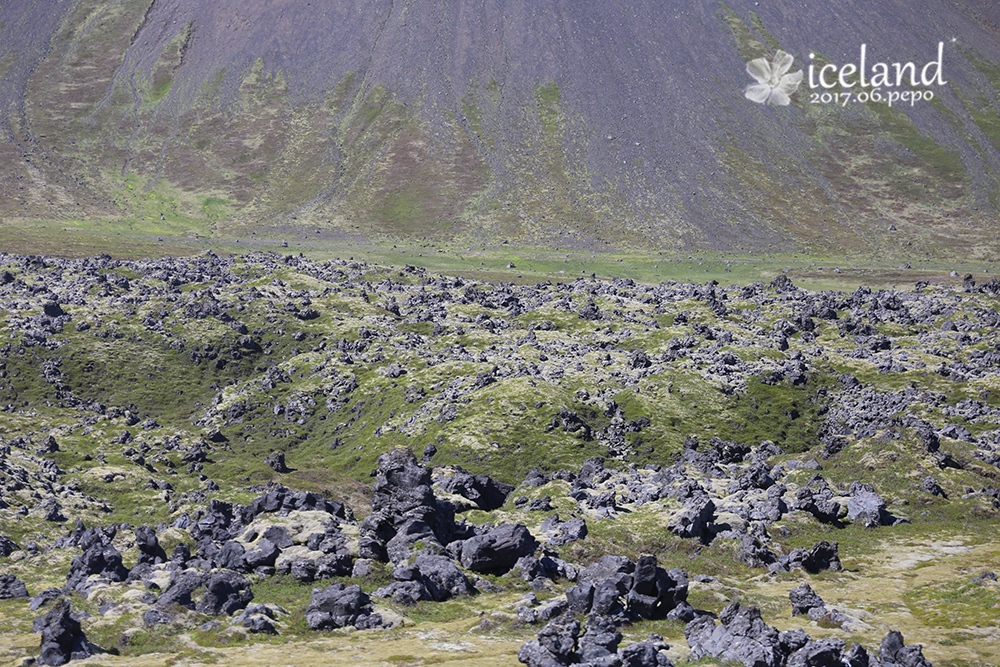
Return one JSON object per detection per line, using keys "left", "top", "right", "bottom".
{"left": 667, "top": 496, "right": 716, "bottom": 541}
{"left": 541, "top": 516, "right": 588, "bottom": 547}
{"left": 566, "top": 555, "right": 688, "bottom": 623}
{"left": 305, "top": 583, "right": 384, "bottom": 630}
{"left": 0, "top": 254, "right": 987, "bottom": 666}
{"left": 265, "top": 451, "right": 290, "bottom": 473}
{"left": 155, "top": 571, "right": 209, "bottom": 610}
{"left": 374, "top": 554, "right": 474, "bottom": 604}
{"left": 879, "top": 631, "right": 935, "bottom": 667}
{"left": 768, "top": 541, "right": 843, "bottom": 574}
{"left": 518, "top": 614, "right": 675, "bottom": 667}
{"left": 134, "top": 525, "right": 168, "bottom": 566}
{"left": 35, "top": 600, "right": 92, "bottom": 666}
{"left": 458, "top": 523, "right": 538, "bottom": 575}
{"left": 685, "top": 601, "right": 786, "bottom": 667}
{"left": 361, "top": 448, "right": 457, "bottom": 563}
{"left": 0, "top": 535, "right": 20, "bottom": 557}
{"left": 196, "top": 571, "right": 253, "bottom": 616}
{"left": 435, "top": 467, "right": 513, "bottom": 511}
{"left": 788, "top": 583, "right": 825, "bottom": 617}
{"left": 686, "top": 601, "right": 912, "bottom": 667}
{"left": 0, "top": 573, "right": 29, "bottom": 599}
{"left": 844, "top": 483, "right": 909, "bottom": 528}
{"left": 65, "top": 538, "right": 129, "bottom": 592}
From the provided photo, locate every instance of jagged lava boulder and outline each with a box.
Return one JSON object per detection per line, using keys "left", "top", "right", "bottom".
{"left": 0, "top": 573, "right": 29, "bottom": 600}
{"left": 305, "top": 583, "right": 384, "bottom": 630}
{"left": 459, "top": 523, "right": 538, "bottom": 574}
{"left": 35, "top": 600, "right": 92, "bottom": 666}
{"left": 362, "top": 448, "right": 456, "bottom": 562}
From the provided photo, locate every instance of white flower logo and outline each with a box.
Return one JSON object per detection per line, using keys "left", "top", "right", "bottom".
{"left": 744, "top": 51, "right": 803, "bottom": 105}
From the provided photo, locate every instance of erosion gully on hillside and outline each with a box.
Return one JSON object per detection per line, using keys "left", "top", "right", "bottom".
{"left": 0, "top": 252, "right": 998, "bottom": 666}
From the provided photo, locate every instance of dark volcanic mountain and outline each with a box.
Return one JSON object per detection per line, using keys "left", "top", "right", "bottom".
{"left": 2, "top": 0, "right": 1000, "bottom": 257}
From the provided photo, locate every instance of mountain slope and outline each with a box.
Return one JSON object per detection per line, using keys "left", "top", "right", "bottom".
{"left": 3, "top": 0, "right": 1000, "bottom": 258}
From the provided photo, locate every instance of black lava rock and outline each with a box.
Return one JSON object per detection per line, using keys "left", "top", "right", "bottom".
{"left": 0, "top": 573, "right": 29, "bottom": 600}
{"left": 36, "top": 600, "right": 92, "bottom": 666}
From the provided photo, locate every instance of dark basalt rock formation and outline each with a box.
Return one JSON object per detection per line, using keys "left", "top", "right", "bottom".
{"left": 243, "top": 538, "right": 280, "bottom": 570}
{"left": 667, "top": 496, "right": 716, "bottom": 541}
{"left": 577, "top": 615, "right": 621, "bottom": 666}
{"left": 518, "top": 613, "right": 675, "bottom": 667}
{"left": 241, "top": 613, "right": 278, "bottom": 635}
{"left": 768, "top": 541, "right": 844, "bottom": 574}
{"left": 65, "top": 538, "right": 129, "bottom": 592}
{"left": 565, "top": 555, "right": 688, "bottom": 624}
{"left": 879, "top": 631, "right": 935, "bottom": 667}
{"left": 627, "top": 556, "right": 689, "bottom": 620}
{"left": 522, "top": 468, "right": 550, "bottom": 488}
{"left": 0, "top": 535, "right": 19, "bottom": 557}
{"left": 686, "top": 601, "right": 910, "bottom": 667}
{"left": 620, "top": 638, "right": 674, "bottom": 667}
{"left": 518, "top": 614, "right": 581, "bottom": 667}
{"left": 35, "top": 600, "right": 92, "bottom": 666}
{"left": 790, "top": 541, "right": 843, "bottom": 574}
{"left": 787, "top": 639, "right": 868, "bottom": 667}
{"left": 361, "top": 448, "right": 457, "bottom": 563}
{"left": 788, "top": 583, "right": 825, "bottom": 617}
{"left": 516, "top": 554, "right": 579, "bottom": 585}
{"left": 265, "top": 451, "right": 290, "bottom": 473}
{"left": 408, "top": 554, "right": 474, "bottom": 601}
{"left": 30, "top": 588, "right": 64, "bottom": 611}
{"left": 436, "top": 467, "right": 514, "bottom": 511}
{"left": 374, "top": 553, "right": 475, "bottom": 604}
{"left": 213, "top": 541, "right": 247, "bottom": 571}
{"left": 846, "top": 486, "right": 895, "bottom": 528}
{"left": 305, "top": 583, "right": 384, "bottom": 631}
{"left": 143, "top": 609, "right": 175, "bottom": 627}
{"left": 281, "top": 552, "right": 353, "bottom": 583}
{"left": 196, "top": 571, "right": 253, "bottom": 616}
{"left": 542, "top": 516, "right": 589, "bottom": 547}
{"left": 244, "top": 486, "right": 349, "bottom": 520}
{"left": 686, "top": 601, "right": 786, "bottom": 667}
{"left": 0, "top": 253, "right": 987, "bottom": 665}
{"left": 134, "top": 525, "right": 168, "bottom": 566}
{"left": 0, "top": 573, "right": 29, "bottom": 599}
{"left": 156, "top": 571, "right": 209, "bottom": 610}
{"left": 458, "top": 523, "right": 539, "bottom": 575}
